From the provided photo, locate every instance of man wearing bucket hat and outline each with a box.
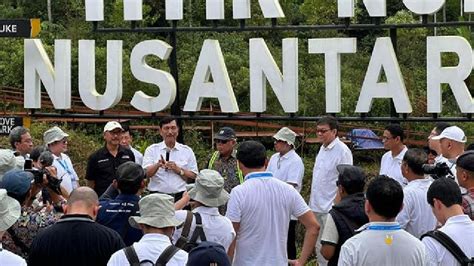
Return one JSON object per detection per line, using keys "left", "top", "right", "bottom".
{"left": 0, "top": 188, "right": 26, "bottom": 265}
{"left": 86, "top": 121, "right": 135, "bottom": 197}
{"left": 172, "top": 169, "right": 235, "bottom": 251}
{"left": 0, "top": 149, "right": 24, "bottom": 182}
{"left": 267, "top": 127, "right": 304, "bottom": 260}
{"left": 44, "top": 126, "right": 79, "bottom": 194}
{"left": 107, "top": 193, "right": 188, "bottom": 265}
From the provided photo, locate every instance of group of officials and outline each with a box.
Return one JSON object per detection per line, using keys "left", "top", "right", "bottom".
{"left": 0, "top": 116, "right": 473, "bottom": 265}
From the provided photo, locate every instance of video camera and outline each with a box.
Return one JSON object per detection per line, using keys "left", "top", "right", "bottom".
{"left": 24, "top": 151, "right": 63, "bottom": 195}
{"left": 422, "top": 162, "right": 454, "bottom": 180}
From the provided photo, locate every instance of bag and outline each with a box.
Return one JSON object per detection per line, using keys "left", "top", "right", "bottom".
{"left": 175, "top": 211, "right": 207, "bottom": 252}
{"left": 123, "top": 244, "right": 180, "bottom": 266}
{"left": 421, "top": 230, "right": 474, "bottom": 266}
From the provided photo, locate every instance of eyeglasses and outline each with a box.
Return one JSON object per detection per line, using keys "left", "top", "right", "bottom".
{"left": 316, "top": 128, "right": 331, "bottom": 134}
{"left": 382, "top": 136, "right": 394, "bottom": 141}
{"left": 215, "top": 139, "right": 229, "bottom": 144}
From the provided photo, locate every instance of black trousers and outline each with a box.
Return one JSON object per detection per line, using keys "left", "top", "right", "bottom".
{"left": 288, "top": 220, "right": 297, "bottom": 260}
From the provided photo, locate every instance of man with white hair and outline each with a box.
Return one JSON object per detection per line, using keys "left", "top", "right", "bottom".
{"left": 0, "top": 188, "right": 25, "bottom": 265}
{"left": 267, "top": 127, "right": 304, "bottom": 260}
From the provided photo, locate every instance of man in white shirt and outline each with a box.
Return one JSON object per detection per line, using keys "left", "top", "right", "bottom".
{"left": 380, "top": 124, "right": 408, "bottom": 187}
{"left": 267, "top": 126, "right": 304, "bottom": 260}
{"left": 339, "top": 176, "right": 427, "bottom": 266}
{"left": 0, "top": 189, "right": 26, "bottom": 265}
{"left": 396, "top": 148, "right": 437, "bottom": 238}
{"left": 108, "top": 193, "right": 188, "bottom": 266}
{"left": 310, "top": 116, "right": 352, "bottom": 266}
{"left": 120, "top": 124, "right": 144, "bottom": 165}
{"left": 143, "top": 117, "right": 198, "bottom": 202}
{"left": 9, "top": 126, "right": 33, "bottom": 160}
{"left": 431, "top": 126, "right": 467, "bottom": 181}
{"left": 421, "top": 178, "right": 474, "bottom": 265}
{"left": 173, "top": 169, "right": 235, "bottom": 251}
{"left": 44, "top": 126, "right": 79, "bottom": 194}
{"left": 427, "top": 122, "right": 451, "bottom": 164}
{"left": 227, "top": 141, "right": 319, "bottom": 266}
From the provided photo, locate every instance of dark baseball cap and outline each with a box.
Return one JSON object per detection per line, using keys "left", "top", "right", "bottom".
{"left": 457, "top": 151, "right": 474, "bottom": 172}
{"left": 116, "top": 162, "right": 145, "bottom": 183}
{"left": 0, "top": 170, "right": 33, "bottom": 197}
{"left": 214, "top": 127, "right": 236, "bottom": 141}
{"left": 336, "top": 164, "right": 366, "bottom": 192}
{"left": 187, "top": 241, "right": 231, "bottom": 266}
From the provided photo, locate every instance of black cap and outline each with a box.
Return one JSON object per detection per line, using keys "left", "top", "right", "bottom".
{"left": 214, "top": 127, "right": 236, "bottom": 141}
{"left": 457, "top": 151, "right": 474, "bottom": 172}
{"left": 336, "top": 164, "right": 366, "bottom": 193}
{"left": 116, "top": 161, "right": 145, "bottom": 182}
{"left": 187, "top": 241, "right": 231, "bottom": 266}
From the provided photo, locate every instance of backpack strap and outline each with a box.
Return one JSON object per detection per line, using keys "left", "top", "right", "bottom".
{"left": 123, "top": 246, "right": 140, "bottom": 266}
{"left": 421, "top": 230, "right": 471, "bottom": 265}
{"left": 175, "top": 210, "right": 193, "bottom": 249}
{"left": 189, "top": 212, "right": 207, "bottom": 243}
{"left": 155, "top": 245, "right": 180, "bottom": 266}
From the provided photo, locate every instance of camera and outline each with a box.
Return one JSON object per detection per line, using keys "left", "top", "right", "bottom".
{"left": 422, "top": 162, "right": 454, "bottom": 180}
{"left": 24, "top": 151, "right": 63, "bottom": 195}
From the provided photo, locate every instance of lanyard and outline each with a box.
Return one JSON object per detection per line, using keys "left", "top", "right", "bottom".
{"left": 246, "top": 172, "right": 273, "bottom": 180}
{"left": 367, "top": 224, "right": 401, "bottom": 231}
{"left": 57, "top": 159, "right": 72, "bottom": 175}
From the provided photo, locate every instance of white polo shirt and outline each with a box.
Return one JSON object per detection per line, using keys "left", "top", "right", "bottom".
{"left": 0, "top": 244, "right": 27, "bottom": 266}
{"left": 53, "top": 153, "right": 79, "bottom": 194}
{"left": 267, "top": 149, "right": 304, "bottom": 192}
{"left": 142, "top": 142, "right": 198, "bottom": 193}
{"left": 380, "top": 146, "right": 408, "bottom": 187}
{"left": 396, "top": 178, "right": 437, "bottom": 238}
{"left": 226, "top": 172, "right": 310, "bottom": 266}
{"left": 422, "top": 215, "right": 474, "bottom": 266}
{"left": 338, "top": 222, "right": 427, "bottom": 266}
{"left": 172, "top": 206, "right": 236, "bottom": 251}
{"left": 107, "top": 233, "right": 188, "bottom": 266}
{"left": 309, "top": 138, "right": 353, "bottom": 213}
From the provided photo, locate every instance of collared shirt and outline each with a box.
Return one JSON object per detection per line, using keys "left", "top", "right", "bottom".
{"left": 108, "top": 233, "right": 188, "bottom": 266}
{"left": 208, "top": 150, "right": 240, "bottom": 193}
{"left": 172, "top": 206, "right": 235, "bottom": 251}
{"left": 338, "top": 222, "right": 427, "bottom": 266}
{"left": 97, "top": 194, "right": 143, "bottom": 246}
{"left": 226, "top": 171, "right": 310, "bottom": 266}
{"left": 267, "top": 149, "right": 304, "bottom": 192}
{"left": 52, "top": 152, "right": 79, "bottom": 194}
{"left": 422, "top": 215, "right": 474, "bottom": 266}
{"left": 86, "top": 146, "right": 135, "bottom": 197}
{"left": 380, "top": 146, "right": 408, "bottom": 187}
{"left": 310, "top": 138, "right": 353, "bottom": 213}
{"left": 0, "top": 243, "right": 27, "bottom": 266}
{"left": 462, "top": 188, "right": 474, "bottom": 220}
{"left": 396, "top": 178, "right": 438, "bottom": 238}
{"left": 130, "top": 147, "right": 143, "bottom": 165}
{"left": 142, "top": 141, "right": 198, "bottom": 193}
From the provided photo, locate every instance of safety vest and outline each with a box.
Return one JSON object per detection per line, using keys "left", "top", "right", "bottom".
{"left": 208, "top": 151, "right": 243, "bottom": 184}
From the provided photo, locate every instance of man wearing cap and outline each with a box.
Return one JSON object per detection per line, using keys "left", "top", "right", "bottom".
{"left": 97, "top": 162, "right": 145, "bottom": 245}
{"left": 143, "top": 117, "right": 198, "bottom": 202}
{"left": 427, "top": 122, "right": 451, "bottom": 164}
{"left": 455, "top": 151, "right": 474, "bottom": 220}
{"left": 28, "top": 187, "right": 125, "bottom": 266}
{"left": 8, "top": 126, "right": 33, "bottom": 159}
{"left": 0, "top": 149, "right": 23, "bottom": 181}
{"left": 44, "top": 126, "right": 79, "bottom": 194}
{"left": 0, "top": 188, "right": 26, "bottom": 265}
{"left": 267, "top": 127, "right": 304, "bottom": 260}
{"left": 172, "top": 169, "right": 235, "bottom": 251}
{"left": 431, "top": 125, "right": 467, "bottom": 180}
{"left": 320, "top": 165, "right": 368, "bottom": 266}
{"left": 107, "top": 193, "right": 188, "bottom": 265}
{"left": 380, "top": 124, "right": 408, "bottom": 187}
{"left": 396, "top": 148, "right": 437, "bottom": 238}
{"left": 86, "top": 121, "right": 135, "bottom": 197}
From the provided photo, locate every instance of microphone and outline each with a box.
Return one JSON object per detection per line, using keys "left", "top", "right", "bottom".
{"left": 165, "top": 149, "right": 170, "bottom": 162}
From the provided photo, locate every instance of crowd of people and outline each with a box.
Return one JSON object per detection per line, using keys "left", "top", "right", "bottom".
{"left": 0, "top": 116, "right": 473, "bottom": 265}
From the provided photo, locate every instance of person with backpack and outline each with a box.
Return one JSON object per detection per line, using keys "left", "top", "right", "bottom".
{"left": 172, "top": 169, "right": 235, "bottom": 251}
{"left": 421, "top": 178, "right": 474, "bottom": 266}
{"left": 108, "top": 193, "right": 187, "bottom": 265}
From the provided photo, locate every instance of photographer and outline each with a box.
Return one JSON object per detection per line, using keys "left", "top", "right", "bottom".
{"left": 0, "top": 167, "right": 66, "bottom": 258}
{"left": 431, "top": 126, "right": 466, "bottom": 183}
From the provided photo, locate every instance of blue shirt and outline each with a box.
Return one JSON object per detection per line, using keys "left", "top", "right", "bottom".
{"left": 97, "top": 194, "right": 143, "bottom": 246}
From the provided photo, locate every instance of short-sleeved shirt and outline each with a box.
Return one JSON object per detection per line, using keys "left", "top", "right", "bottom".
{"left": 422, "top": 214, "right": 474, "bottom": 266}
{"left": 267, "top": 149, "right": 304, "bottom": 192}
{"left": 380, "top": 146, "right": 408, "bottom": 186}
{"left": 226, "top": 172, "right": 310, "bottom": 266}
{"left": 310, "top": 138, "right": 353, "bottom": 213}
{"left": 462, "top": 188, "right": 474, "bottom": 220}
{"left": 142, "top": 142, "right": 198, "bottom": 193}
{"left": 97, "top": 194, "right": 143, "bottom": 246}
{"left": 130, "top": 147, "right": 143, "bottom": 165}
{"left": 86, "top": 146, "right": 135, "bottom": 197}
{"left": 53, "top": 152, "right": 79, "bottom": 194}
{"left": 396, "top": 178, "right": 437, "bottom": 238}
{"left": 0, "top": 244, "right": 27, "bottom": 266}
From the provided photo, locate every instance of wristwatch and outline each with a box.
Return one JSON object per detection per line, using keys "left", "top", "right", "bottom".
{"left": 179, "top": 169, "right": 185, "bottom": 176}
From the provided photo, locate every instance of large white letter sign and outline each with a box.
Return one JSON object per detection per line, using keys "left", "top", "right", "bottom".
{"left": 308, "top": 38, "right": 357, "bottom": 113}
{"left": 124, "top": 0, "right": 143, "bottom": 20}
{"left": 356, "top": 37, "right": 412, "bottom": 113}
{"left": 183, "top": 40, "right": 239, "bottom": 113}
{"left": 403, "top": 0, "right": 444, "bottom": 15}
{"left": 166, "top": 0, "right": 183, "bottom": 20}
{"left": 85, "top": 0, "right": 104, "bottom": 21}
{"left": 24, "top": 39, "right": 71, "bottom": 109}
{"left": 85, "top": 0, "right": 143, "bottom": 21}
{"left": 130, "top": 40, "right": 176, "bottom": 113}
{"left": 249, "top": 38, "right": 298, "bottom": 113}
{"left": 427, "top": 36, "right": 474, "bottom": 113}
{"left": 466, "top": 0, "right": 474, "bottom": 12}
{"left": 78, "top": 40, "right": 123, "bottom": 111}
{"left": 337, "top": 0, "right": 386, "bottom": 18}
{"left": 233, "top": 0, "right": 285, "bottom": 19}
{"left": 207, "top": 0, "right": 225, "bottom": 20}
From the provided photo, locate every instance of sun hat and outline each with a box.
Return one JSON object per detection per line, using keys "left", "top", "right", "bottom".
{"left": 273, "top": 127, "right": 297, "bottom": 146}
{"left": 129, "top": 193, "right": 182, "bottom": 229}
{"left": 188, "top": 169, "right": 229, "bottom": 207}
{"left": 0, "top": 149, "right": 21, "bottom": 181}
{"left": 214, "top": 127, "right": 236, "bottom": 141}
{"left": 0, "top": 189, "right": 21, "bottom": 231}
{"left": 431, "top": 126, "right": 467, "bottom": 143}
{"left": 43, "top": 126, "right": 69, "bottom": 145}
{"left": 104, "top": 121, "right": 123, "bottom": 132}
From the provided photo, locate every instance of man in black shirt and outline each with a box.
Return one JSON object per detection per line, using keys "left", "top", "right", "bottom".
{"left": 86, "top": 121, "right": 135, "bottom": 197}
{"left": 28, "top": 187, "right": 125, "bottom": 266}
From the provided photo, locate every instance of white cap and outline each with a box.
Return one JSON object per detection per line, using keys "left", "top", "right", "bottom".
{"left": 431, "top": 126, "right": 467, "bottom": 143}
{"left": 103, "top": 121, "right": 123, "bottom": 132}
{"left": 273, "top": 127, "right": 297, "bottom": 146}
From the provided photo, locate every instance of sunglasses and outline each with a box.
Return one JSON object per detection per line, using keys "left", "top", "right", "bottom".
{"left": 215, "top": 139, "right": 229, "bottom": 144}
